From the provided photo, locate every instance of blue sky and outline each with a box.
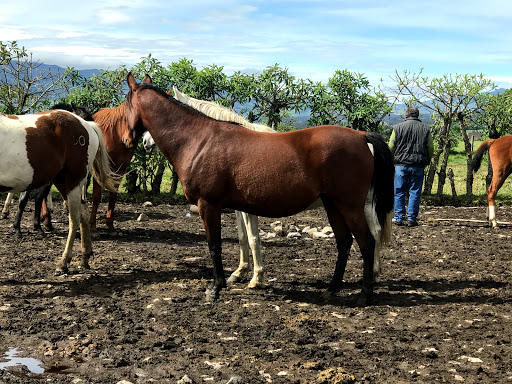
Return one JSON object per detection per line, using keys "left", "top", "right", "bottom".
{"left": 2, "top": 0, "right": 512, "bottom": 88}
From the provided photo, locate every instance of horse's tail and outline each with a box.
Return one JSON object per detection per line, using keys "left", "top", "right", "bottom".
{"left": 470, "top": 139, "right": 494, "bottom": 173}
{"left": 365, "top": 132, "right": 395, "bottom": 247}
{"left": 89, "top": 123, "right": 122, "bottom": 193}
{"left": 363, "top": 132, "right": 394, "bottom": 278}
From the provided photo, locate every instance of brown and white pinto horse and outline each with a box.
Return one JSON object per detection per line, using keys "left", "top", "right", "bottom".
{"left": 124, "top": 74, "right": 394, "bottom": 305}
{"left": 88, "top": 103, "right": 143, "bottom": 237}
{"left": 0, "top": 109, "right": 118, "bottom": 273}
{"left": 471, "top": 135, "right": 512, "bottom": 228}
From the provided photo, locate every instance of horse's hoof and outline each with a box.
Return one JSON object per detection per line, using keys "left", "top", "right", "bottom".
{"left": 91, "top": 231, "right": 100, "bottom": 239}
{"left": 247, "top": 280, "right": 265, "bottom": 289}
{"left": 227, "top": 274, "right": 241, "bottom": 286}
{"left": 14, "top": 232, "right": 22, "bottom": 241}
{"left": 44, "top": 225, "right": 54, "bottom": 232}
{"left": 353, "top": 294, "right": 373, "bottom": 307}
{"left": 205, "top": 288, "right": 219, "bottom": 301}
{"left": 55, "top": 267, "right": 69, "bottom": 276}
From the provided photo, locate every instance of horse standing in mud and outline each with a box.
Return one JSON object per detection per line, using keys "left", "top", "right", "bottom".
{"left": 87, "top": 102, "right": 146, "bottom": 237}
{"left": 143, "top": 86, "right": 275, "bottom": 289}
{"left": 2, "top": 104, "right": 95, "bottom": 238}
{"left": 0, "top": 109, "right": 118, "bottom": 273}
{"left": 125, "top": 74, "right": 394, "bottom": 305}
{"left": 471, "top": 135, "right": 512, "bottom": 228}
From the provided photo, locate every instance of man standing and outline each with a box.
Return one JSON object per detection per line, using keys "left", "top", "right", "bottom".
{"left": 388, "top": 106, "right": 434, "bottom": 227}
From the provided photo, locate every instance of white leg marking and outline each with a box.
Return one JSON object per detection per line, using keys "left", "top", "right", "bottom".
{"left": 488, "top": 205, "right": 497, "bottom": 228}
{"left": 2, "top": 193, "right": 14, "bottom": 218}
{"left": 227, "top": 210, "right": 251, "bottom": 284}
{"left": 56, "top": 187, "right": 82, "bottom": 273}
{"left": 243, "top": 212, "right": 263, "bottom": 288}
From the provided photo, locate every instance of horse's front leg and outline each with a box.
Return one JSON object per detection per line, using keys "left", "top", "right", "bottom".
{"left": 198, "top": 200, "right": 226, "bottom": 301}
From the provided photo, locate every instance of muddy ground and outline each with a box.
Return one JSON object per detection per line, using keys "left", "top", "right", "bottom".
{"left": 0, "top": 198, "right": 511, "bottom": 383}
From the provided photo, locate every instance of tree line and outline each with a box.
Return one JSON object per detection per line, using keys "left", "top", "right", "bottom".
{"left": 1, "top": 40, "right": 512, "bottom": 198}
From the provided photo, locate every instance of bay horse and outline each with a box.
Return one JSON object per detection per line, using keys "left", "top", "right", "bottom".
{"left": 471, "top": 135, "right": 512, "bottom": 228}
{"left": 88, "top": 102, "right": 144, "bottom": 237}
{"left": 2, "top": 104, "right": 94, "bottom": 238}
{"left": 143, "top": 86, "right": 275, "bottom": 289}
{"left": 0, "top": 109, "right": 119, "bottom": 273}
{"left": 125, "top": 73, "right": 394, "bottom": 305}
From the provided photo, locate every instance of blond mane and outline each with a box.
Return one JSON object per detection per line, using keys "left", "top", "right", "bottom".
{"left": 172, "top": 86, "right": 275, "bottom": 133}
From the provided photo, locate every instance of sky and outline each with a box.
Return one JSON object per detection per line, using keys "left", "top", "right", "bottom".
{"left": 2, "top": 0, "right": 512, "bottom": 89}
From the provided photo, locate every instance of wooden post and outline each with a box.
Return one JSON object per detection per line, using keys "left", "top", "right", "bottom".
{"left": 447, "top": 168, "right": 457, "bottom": 197}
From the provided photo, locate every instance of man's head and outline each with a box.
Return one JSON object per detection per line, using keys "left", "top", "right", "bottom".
{"left": 405, "top": 106, "right": 420, "bottom": 118}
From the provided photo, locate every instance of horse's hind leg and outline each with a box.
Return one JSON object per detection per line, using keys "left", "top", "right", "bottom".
{"left": 105, "top": 191, "right": 119, "bottom": 235}
{"left": 89, "top": 178, "right": 102, "bottom": 238}
{"left": 487, "top": 170, "right": 509, "bottom": 229}
{"left": 227, "top": 210, "right": 251, "bottom": 285}
{"left": 321, "top": 196, "right": 353, "bottom": 294}
{"left": 228, "top": 211, "right": 263, "bottom": 288}
{"left": 13, "top": 191, "right": 30, "bottom": 239}
{"left": 245, "top": 213, "right": 263, "bottom": 288}
{"left": 2, "top": 193, "right": 14, "bottom": 219}
{"left": 56, "top": 188, "right": 82, "bottom": 274}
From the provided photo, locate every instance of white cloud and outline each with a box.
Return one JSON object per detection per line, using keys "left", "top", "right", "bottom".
{"left": 0, "top": 27, "right": 40, "bottom": 40}
{"left": 99, "top": 10, "right": 133, "bottom": 25}
{"left": 56, "top": 32, "right": 88, "bottom": 39}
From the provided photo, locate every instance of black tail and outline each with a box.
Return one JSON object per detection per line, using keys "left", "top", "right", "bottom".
{"left": 470, "top": 139, "right": 494, "bottom": 173}
{"left": 366, "top": 132, "right": 394, "bottom": 243}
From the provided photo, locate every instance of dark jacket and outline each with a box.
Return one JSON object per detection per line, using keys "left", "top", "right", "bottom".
{"left": 389, "top": 117, "right": 433, "bottom": 167}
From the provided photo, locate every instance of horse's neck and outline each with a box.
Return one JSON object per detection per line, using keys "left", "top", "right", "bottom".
{"left": 143, "top": 97, "right": 211, "bottom": 166}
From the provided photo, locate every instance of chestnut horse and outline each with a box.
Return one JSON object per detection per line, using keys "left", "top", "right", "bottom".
{"left": 125, "top": 74, "right": 394, "bottom": 305}
{"left": 0, "top": 109, "right": 119, "bottom": 273}
{"left": 88, "top": 103, "right": 144, "bottom": 237}
{"left": 471, "top": 135, "right": 512, "bottom": 228}
{"left": 143, "top": 86, "right": 276, "bottom": 289}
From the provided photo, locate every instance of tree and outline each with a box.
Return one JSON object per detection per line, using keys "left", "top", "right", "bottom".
{"left": 59, "top": 67, "right": 127, "bottom": 113}
{"left": 389, "top": 69, "right": 495, "bottom": 196}
{"left": 0, "top": 41, "right": 73, "bottom": 114}
{"left": 308, "top": 69, "right": 392, "bottom": 131}
{"left": 250, "top": 64, "right": 309, "bottom": 130}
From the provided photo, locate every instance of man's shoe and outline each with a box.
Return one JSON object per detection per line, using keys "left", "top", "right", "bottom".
{"left": 406, "top": 220, "right": 419, "bottom": 227}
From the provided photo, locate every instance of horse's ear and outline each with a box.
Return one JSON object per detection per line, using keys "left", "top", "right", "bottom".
{"left": 143, "top": 74, "right": 152, "bottom": 84}
{"left": 173, "top": 86, "right": 180, "bottom": 98}
{"left": 127, "top": 73, "right": 138, "bottom": 90}
{"left": 167, "top": 89, "right": 171, "bottom": 95}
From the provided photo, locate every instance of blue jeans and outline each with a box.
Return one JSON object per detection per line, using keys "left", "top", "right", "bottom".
{"left": 393, "top": 165, "right": 425, "bottom": 223}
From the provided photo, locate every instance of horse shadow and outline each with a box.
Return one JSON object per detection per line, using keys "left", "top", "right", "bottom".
{"left": 265, "top": 278, "right": 511, "bottom": 307}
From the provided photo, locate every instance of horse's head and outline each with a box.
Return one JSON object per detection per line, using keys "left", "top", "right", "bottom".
{"left": 142, "top": 131, "right": 158, "bottom": 152}
{"left": 125, "top": 73, "right": 152, "bottom": 147}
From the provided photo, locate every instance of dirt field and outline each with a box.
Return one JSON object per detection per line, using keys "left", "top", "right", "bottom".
{"left": 0, "top": 199, "right": 511, "bottom": 383}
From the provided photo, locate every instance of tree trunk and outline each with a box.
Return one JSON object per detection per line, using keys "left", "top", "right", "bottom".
{"left": 436, "top": 140, "right": 451, "bottom": 196}
{"left": 170, "top": 168, "right": 180, "bottom": 196}
{"left": 125, "top": 171, "right": 138, "bottom": 194}
{"left": 151, "top": 163, "right": 166, "bottom": 194}
{"left": 457, "top": 112, "right": 473, "bottom": 196}
{"left": 424, "top": 118, "right": 451, "bottom": 194}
